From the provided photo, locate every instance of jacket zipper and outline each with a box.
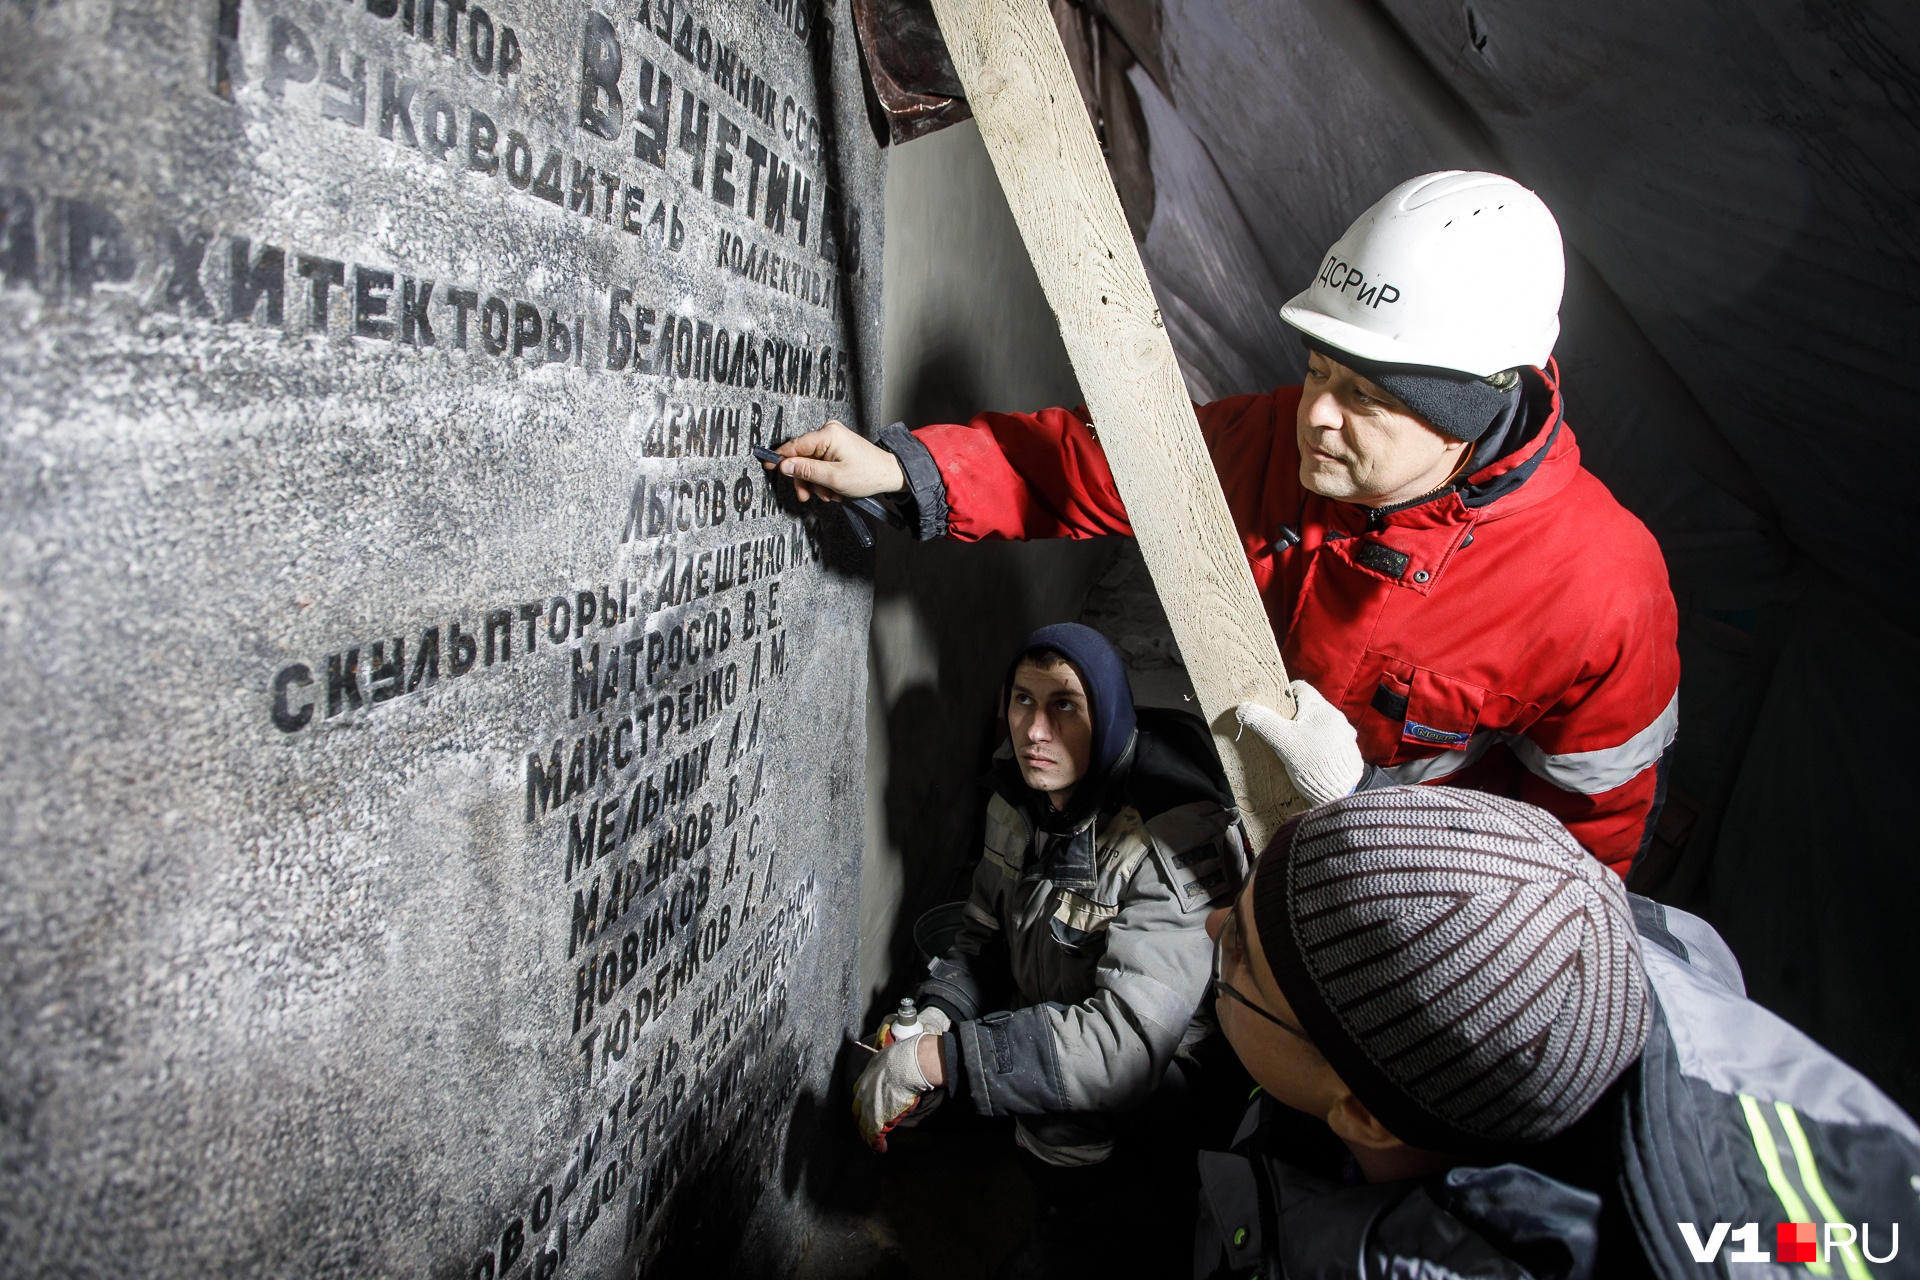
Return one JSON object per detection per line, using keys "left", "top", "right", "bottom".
{"left": 1361, "top": 483, "right": 1459, "bottom": 532}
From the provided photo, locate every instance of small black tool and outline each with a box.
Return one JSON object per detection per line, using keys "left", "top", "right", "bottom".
{"left": 841, "top": 502, "right": 875, "bottom": 548}
{"left": 753, "top": 444, "right": 892, "bottom": 548}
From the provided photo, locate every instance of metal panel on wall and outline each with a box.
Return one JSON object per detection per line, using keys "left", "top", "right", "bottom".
{"left": 0, "top": 0, "right": 884, "bottom": 1275}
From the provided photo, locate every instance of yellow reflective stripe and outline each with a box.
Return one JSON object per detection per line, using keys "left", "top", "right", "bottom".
{"left": 1776, "top": 1101, "right": 1875, "bottom": 1280}
{"left": 1740, "top": 1094, "right": 1832, "bottom": 1277}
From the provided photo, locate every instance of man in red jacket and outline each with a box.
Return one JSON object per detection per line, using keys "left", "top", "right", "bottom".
{"left": 769, "top": 172, "right": 1679, "bottom": 876}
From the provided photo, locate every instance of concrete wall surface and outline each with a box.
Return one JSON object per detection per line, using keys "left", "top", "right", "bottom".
{"left": 859, "top": 120, "right": 1116, "bottom": 1019}
{"left": 0, "top": 1, "right": 885, "bottom": 1276}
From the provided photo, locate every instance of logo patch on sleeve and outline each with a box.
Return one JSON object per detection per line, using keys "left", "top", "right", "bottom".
{"left": 1403, "top": 719, "right": 1472, "bottom": 749}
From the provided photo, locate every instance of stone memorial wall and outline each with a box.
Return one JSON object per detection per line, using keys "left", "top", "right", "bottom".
{"left": 0, "top": 0, "right": 884, "bottom": 1275}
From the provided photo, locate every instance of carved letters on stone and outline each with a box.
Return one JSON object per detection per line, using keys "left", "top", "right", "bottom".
{"left": 0, "top": 1, "right": 882, "bottom": 1275}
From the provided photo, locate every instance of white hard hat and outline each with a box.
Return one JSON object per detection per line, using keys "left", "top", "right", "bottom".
{"left": 1280, "top": 172, "right": 1564, "bottom": 378}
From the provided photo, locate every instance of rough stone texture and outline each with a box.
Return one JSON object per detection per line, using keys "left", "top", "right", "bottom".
{"left": 0, "top": 1, "right": 885, "bottom": 1276}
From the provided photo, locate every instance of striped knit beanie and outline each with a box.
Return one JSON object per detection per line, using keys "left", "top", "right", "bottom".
{"left": 1252, "top": 786, "right": 1650, "bottom": 1151}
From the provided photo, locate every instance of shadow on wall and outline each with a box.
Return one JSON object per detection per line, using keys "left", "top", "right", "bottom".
{"left": 1707, "top": 576, "right": 1920, "bottom": 1113}
{"left": 860, "top": 123, "right": 1117, "bottom": 1027}
{"left": 863, "top": 358, "right": 1119, "bottom": 1026}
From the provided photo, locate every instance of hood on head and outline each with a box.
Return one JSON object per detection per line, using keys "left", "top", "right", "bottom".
{"left": 994, "top": 625, "right": 1237, "bottom": 888}
{"left": 1003, "top": 623, "right": 1137, "bottom": 781}
{"left": 999, "top": 623, "right": 1137, "bottom": 834}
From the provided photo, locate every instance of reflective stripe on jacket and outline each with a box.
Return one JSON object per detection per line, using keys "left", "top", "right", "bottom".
{"left": 902, "top": 364, "right": 1680, "bottom": 874}
{"left": 1621, "top": 897, "right": 1920, "bottom": 1278}
{"left": 1193, "top": 901, "right": 1920, "bottom": 1279}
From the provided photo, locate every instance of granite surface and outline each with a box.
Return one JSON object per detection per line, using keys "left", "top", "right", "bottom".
{"left": 0, "top": 1, "right": 885, "bottom": 1275}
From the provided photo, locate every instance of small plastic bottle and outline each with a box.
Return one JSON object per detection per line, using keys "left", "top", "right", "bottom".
{"left": 881, "top": 997, "right": 923, "bottom": 1048}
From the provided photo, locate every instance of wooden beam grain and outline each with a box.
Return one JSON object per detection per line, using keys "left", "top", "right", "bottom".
{"left": 927, "top": 0, "right": 1302, "bottom": 846}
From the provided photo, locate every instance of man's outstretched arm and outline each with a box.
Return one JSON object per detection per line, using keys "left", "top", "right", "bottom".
{"left": 766, "top": 409, "right": 1135, "bottom": 542}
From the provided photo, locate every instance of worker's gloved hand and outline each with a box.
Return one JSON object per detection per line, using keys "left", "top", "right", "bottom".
{"left": 872, "top": 1005, "right": 949, "bottom": 1131}
{"left": 852, "top": 1033, "right": 935, "bottom": 1153}
{"left": 1237, "top": 681, "right": 1365, "bottom": 808}
{"left": 764, "top": 420, "right": 906, "bottom": 504}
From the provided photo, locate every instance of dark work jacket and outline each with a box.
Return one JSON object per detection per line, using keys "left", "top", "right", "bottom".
{"left": 1196, "top": 899, "right": 1920, "bottom": 1279}
{"left": 1194, "top": 1098, "right": 1608, "bottom": 1280}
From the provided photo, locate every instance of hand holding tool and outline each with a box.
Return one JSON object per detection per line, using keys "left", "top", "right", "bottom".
{"left": 753, "top": 443, "right": 896, "bottom": 548}
{"left": 851, "top": 1033, "right": 934, "bottom": 1152}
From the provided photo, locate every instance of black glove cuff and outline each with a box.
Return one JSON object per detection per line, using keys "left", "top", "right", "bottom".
{"left": 938, "top": 1029, "right": 964, "bottom": 1098}
{"left": 876, "top": 421, "right": 949, "bottom": 541}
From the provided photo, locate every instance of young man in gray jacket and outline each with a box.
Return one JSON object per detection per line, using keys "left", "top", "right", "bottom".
{"left": 852, "top": 623, "right": 1246, "bottom": 1178}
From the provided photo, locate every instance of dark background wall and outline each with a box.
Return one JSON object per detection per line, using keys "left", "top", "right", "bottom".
{"left": 857, "top": 121, "right": 1117, "bottom": 1020}
{"left": 853, "top": 0, "right": 1920, "bottom": 1121}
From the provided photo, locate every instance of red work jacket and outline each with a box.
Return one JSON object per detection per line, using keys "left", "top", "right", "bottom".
{"left": 913, "top": 363, "right": 1679, "bottom": 875}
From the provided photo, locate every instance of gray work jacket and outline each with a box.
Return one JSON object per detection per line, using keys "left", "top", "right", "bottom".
{"left": 918, "top": 785, "right": 1242, "bottom": 1120}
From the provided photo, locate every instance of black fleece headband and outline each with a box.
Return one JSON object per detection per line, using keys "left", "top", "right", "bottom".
{"left": 1302, "top": 334, "right": 1521, "bottom": 444}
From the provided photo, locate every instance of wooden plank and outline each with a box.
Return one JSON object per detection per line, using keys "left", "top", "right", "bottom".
{"left": 927, "top": 0, "right": 1303, "bottom": 847}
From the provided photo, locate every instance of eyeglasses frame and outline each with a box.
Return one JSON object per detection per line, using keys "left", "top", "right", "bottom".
{"left": 1212, "top": 914, "right": 1314, "bottom": 1046}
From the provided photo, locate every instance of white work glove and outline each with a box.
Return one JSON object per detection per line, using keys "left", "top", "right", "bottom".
{"left": 1236, "top": 680, "right": 1365, "bottom": 808}
{"left": 852, "top": 1034, "right": 935, "bottom": 1153}
{"left": 874, "top": 1005, "right": 950, "bottom": 1131}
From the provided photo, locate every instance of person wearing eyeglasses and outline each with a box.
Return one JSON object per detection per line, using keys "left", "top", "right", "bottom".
{"left": 1196, "top": 784, "right": 1920, "bottom": 1279}
{"left": 849, "top": 623, "right": 1247, "bottom": 1270}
